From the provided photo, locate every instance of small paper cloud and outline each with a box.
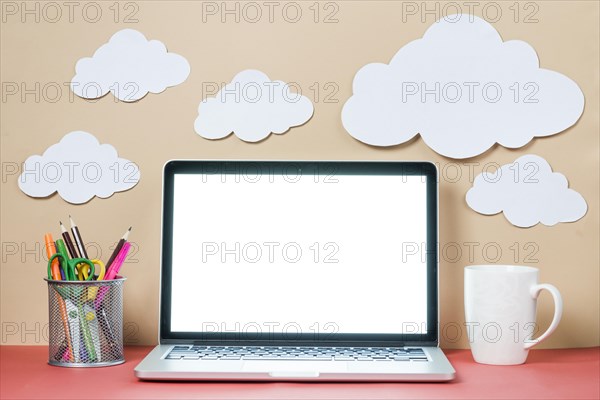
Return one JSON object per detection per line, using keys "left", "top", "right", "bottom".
{"left": 18, "top": 131, "right": 140, "bottom": 204}
{"left": 466, "top": 154, "right": 587, "bottom": 228}
{"left": 194, "top": 69, "right": 314, "bottom": 142}
{"left": 71, "top": 29, "right": 190, "bottom": 102}
{"left": 342, "top": 14, "right": 585, "bottom": 159}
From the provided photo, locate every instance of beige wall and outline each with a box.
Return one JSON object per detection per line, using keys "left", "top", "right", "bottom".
{"left": 1, "top": 1, "right": 598, "bottom": 348}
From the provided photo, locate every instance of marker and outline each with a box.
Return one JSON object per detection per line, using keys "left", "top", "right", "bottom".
{"left": 55, "top": 310, "right": 74, "bottom": 362}
{"left": 95, "top": 242, "right": 130, "bottom": 308}
{"left": 105, "top": 227, "right": 131, "bottom": 271}
{"left": 69, "top": 215, "right": 88, "bottom": 259}
{"left": 55, "top": 238, "right": 69, "bottom": 261}
{"left": 105, "top": 242, "right": 131, "bottom": 281}
{"left": 46, "top": 236, "right": 74, "bottom": 362}
{"left": 60, "top": 221, "right": 79, "bottom": 259}
{"left": 44, "top": 233, "right": 61, "bottom": 280}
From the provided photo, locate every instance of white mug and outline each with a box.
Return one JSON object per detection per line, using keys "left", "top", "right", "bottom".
{"left": 464, "top": 265, "right": 562, "bottom": 365}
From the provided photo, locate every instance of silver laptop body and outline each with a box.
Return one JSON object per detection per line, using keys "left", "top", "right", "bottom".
{"left": 135, "top": 161, "right": 455, "bottom": 381}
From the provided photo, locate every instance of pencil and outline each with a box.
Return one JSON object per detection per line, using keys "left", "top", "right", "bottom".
{"left": 105, "top": 227, "right": 131, "bottom": 271}
{"left": 59, "top": 221, "right": 79, "bottom": 259}
{"left": 69, "top": 215, "right": 88, "bottom": 259}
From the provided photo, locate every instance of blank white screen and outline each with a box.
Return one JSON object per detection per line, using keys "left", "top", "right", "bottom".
{"left": 170, "top": 171, "right": 428, "bottom": 335}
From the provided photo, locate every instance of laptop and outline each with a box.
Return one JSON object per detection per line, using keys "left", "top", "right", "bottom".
{"left": 135, "top": 160, "right": 455, "bottom": 381}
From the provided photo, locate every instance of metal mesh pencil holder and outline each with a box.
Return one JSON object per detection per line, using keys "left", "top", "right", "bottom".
{"left": 45, "top": 277, "right": 126, "bottom": 367}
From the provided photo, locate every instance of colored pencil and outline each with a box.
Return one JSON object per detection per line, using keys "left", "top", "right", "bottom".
{"left": 59, "top": 221, "right": 79, "bottom": 258}
{"left": 105, "top": 227, "right": 131, "bottom": 271}
{"left": 69, "top": 215, "right": 88, "bottom": 259}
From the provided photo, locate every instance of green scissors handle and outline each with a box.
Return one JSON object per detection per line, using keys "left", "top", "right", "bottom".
{"left": 48, "top": 254, "right": 95, "bottom": 281}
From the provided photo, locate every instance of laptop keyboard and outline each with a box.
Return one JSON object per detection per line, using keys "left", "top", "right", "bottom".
{"left": 166, "top": 346, "right": 428, "bottom": 362}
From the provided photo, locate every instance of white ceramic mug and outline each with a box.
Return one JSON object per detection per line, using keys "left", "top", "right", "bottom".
{"left": 464, "top": 265, "right": 562, "bottom": 365}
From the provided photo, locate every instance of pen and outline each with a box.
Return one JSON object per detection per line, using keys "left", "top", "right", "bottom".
{"left": 64, "top": 299, "right": 82, "bottom": 362}
{"left": 60, "top": 221, "right": 79, "bottom": 259}
{"left": 105, "top": 227, "right": 131, "bottom": 271}
{"left": 69, "top": 215, "right": 88, "bottom": 259}
{"left": 55, "top": 241, "right": 66, "bottom": 280}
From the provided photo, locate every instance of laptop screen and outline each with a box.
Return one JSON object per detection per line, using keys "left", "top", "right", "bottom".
{"left": 161, "top": 161, "right": 437, "bottom": 344}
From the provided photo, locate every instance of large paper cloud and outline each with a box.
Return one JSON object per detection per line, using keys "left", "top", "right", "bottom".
{"left": 194, "top": 69, "right": 314, "bottom": 142}
{"left": 71, "top": 29, "right": 190, "bottom": 102}
{"left": 342, "top": 14, "right": 585, "bottom": 159}
{"left": 466, "top": 154, "right": 587, "bottom": 228}
{"left": 18, "top": 131, "right": 140, "bottom": 204}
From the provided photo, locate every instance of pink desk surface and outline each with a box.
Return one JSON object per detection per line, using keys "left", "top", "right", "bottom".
{"left": 1, "top": 346, "right": 598, "bottom": 399}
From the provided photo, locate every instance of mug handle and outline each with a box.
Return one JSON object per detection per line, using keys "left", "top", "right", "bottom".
{"left": 524, "top": 284, "right": 563, "bottom": 350}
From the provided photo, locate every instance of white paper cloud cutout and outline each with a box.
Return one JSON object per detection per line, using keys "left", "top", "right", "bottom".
{"left": 194, "top": 69, "right": 314, "bottom": 142}
{"left": 342, "top": 14, "right": 585, "bottom": 159}
{"left": 71, "top": 29, "right": 190, "bottom": 102}
{"left": 18, "top": 131, "right": 140, "bottom": 204}
{"left": 466, "top": 154, "right": 587, "bottom": 228}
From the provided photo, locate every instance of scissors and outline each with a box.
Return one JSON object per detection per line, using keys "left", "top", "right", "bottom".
{"left": 48, "top": 238, "right": 94, "bottom": 282}
{"left": 74, "top": 260, "right": 106, "bottom": 301}
{"left": 48, "top": 249, "right": 94, "bottom": 317}
{"left": 48, "top": 253, "right": 95, "bottom": 282}
{"left": 76, "top": 259, "right": 105, "bottom": 281}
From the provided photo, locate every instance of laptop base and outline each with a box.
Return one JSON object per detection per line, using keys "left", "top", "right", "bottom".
{"left": 135, "top": 345, "right": 455, "bottom": 381}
